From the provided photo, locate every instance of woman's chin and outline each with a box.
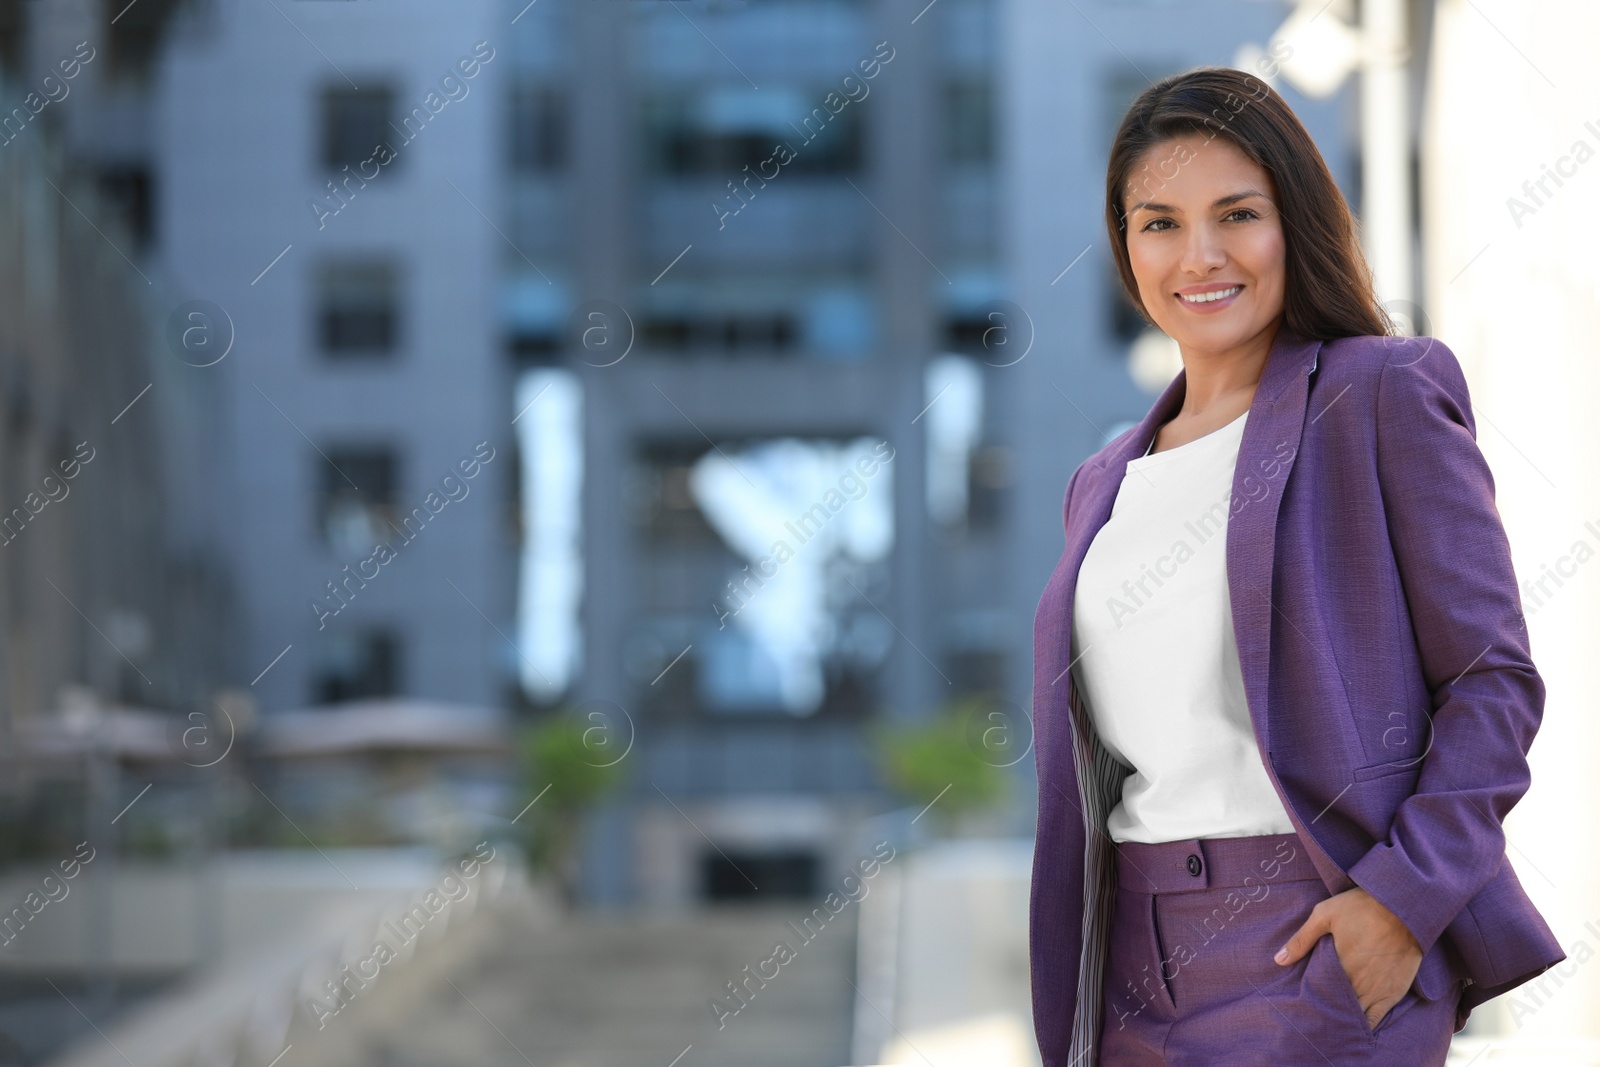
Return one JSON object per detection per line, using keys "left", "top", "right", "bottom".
{"left": 1164, "top": 315, "right": 1275, "bottom": 356}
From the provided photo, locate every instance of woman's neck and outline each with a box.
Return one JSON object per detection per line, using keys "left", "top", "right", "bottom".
{"left": 1173, "top": 320, "right": 1280, "bottom": 419}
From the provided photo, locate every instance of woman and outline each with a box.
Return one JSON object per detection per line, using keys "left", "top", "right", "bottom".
{"left": 1028, "top": 67, "right": 1565, "bottom": 1067}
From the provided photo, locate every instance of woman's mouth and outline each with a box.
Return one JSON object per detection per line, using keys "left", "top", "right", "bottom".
{"left": 1177, "top": 285, "right": 1243, "bottom": 312}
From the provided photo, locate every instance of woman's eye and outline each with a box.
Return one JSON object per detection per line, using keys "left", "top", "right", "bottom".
{"left": 1225, "top": 208, "right": 1259, "bottom": 222}
{"left": 1141, "top": 218, "right": 1174, "bottom": 232}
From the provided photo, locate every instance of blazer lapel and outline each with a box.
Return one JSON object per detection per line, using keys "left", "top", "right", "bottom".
{"left": 1225, "top": 329, "right": 1321, "bottom": 757}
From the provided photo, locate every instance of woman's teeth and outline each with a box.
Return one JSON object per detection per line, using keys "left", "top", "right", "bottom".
{"left": 1179, "top": 286, "right": 1242, "bottom": 304}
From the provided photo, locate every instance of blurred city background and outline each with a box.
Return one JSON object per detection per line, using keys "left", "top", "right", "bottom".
{"left": 0, "top": 0, "right": 1595, "bottom": 1064}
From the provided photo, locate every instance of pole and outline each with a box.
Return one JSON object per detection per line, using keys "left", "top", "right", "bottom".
{"left": 1361, "top": 0, "right": 1414, "bottom": 320}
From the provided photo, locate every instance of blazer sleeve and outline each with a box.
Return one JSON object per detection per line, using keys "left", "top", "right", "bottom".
{"left": 1345, "top": 336, "right": 1547, "bottom": 955}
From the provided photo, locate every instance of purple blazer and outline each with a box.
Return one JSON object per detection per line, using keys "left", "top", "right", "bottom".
{"left": 1028, "top": 327, "right": 1565, "bottom": 1066}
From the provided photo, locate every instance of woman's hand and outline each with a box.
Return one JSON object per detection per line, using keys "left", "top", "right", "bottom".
{"left": 1274, "top": 886, "right": 1423, "bottom": 1028}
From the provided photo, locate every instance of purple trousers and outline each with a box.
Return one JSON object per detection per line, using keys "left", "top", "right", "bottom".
{"left": 1099, "top": 833, "right": 1460, "bottom": 1066}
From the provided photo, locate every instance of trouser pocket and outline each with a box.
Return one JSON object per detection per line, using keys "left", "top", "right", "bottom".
{"left": 1305, "top": 931, "right": 1383, "bottom": 1041}
{"left": 1147, "top": 892, "right": 1179, "bottom": 1011}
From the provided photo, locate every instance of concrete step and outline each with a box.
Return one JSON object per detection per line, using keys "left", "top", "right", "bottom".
{"left": 374, "top": 896, "right": 859, "bottom": 1067}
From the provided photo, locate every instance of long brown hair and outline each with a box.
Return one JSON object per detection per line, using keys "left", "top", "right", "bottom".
{"left": 1104, "top": 66, "right": 1392, "bottom": 340}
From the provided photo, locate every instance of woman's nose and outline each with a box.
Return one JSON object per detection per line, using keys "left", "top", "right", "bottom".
{"left": 1180, "top": 225, "right": 1227, "bottom": 275}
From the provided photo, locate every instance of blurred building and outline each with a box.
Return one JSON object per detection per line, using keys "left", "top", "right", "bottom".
{"left": 156, "top": 0, "right": 511, "bottom": 718}
{"left": 0, "top": 0, "right": 235, "bottom": 796}
{"left": 500, "top": 0, "right": 1051, "bottom": 908}
{"left": 0, "top": 0, "right": 239, "bottom": 1058}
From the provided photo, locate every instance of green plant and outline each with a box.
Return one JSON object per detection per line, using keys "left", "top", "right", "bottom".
{"left": 514, "top": 712, "right": 626, "bottom": 903}
{"left": 871, "top": 696, "right": 1009, "bottom": 830}
{"left": 127, "top": 818, "right": 177, "bottom": 859}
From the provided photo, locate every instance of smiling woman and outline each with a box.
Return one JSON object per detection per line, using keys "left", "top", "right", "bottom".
{"left": 1105, "top": 69, "right": 1389, "bottom": 359}
{"left": 1028, "top": 66, "right": 1564, "bottom": 1067}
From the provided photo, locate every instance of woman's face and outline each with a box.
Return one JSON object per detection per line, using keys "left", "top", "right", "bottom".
{"left": 1122, "top": 133, "right": 1286, "bottom": 357}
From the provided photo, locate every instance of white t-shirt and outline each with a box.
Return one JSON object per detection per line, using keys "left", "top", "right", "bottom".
{"left": 1069, "top": 409, "right": 1296, "bottom": 843}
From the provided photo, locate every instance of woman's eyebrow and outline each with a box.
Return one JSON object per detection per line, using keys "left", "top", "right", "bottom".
{"left": 1128, "top": 189, "right": 1271, "bottom": 214}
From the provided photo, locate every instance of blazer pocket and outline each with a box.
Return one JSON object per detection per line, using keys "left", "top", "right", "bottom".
{"left": 1352, "top": 757, "right": 1421, "bottom": 783}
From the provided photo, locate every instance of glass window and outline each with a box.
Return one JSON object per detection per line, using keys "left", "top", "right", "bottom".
{"left": 630, "top": 436, "right": 895, "bottom": 720}
{"left": 106, "top": 0, "right": 182, "bottom": 85}
{"left": 512, "top": 369, "right": 583, "bottom": 703}
{"left": 321, "top": 86, "right": 396, "bottom": 172}
{"left": 311, "top": 628, "right": 401, "bottom": 704}
{"left": 510, "top": 83, "right": 567, "bottom": 172}
{"left": 640, "top": 88, "right": 863, "bottom": 176}
{"left": 97, "top": 165, "right": 155, "bottom": 250}
{"left": 317, "top": 446, "right": 399, "bottom": 557}
{"left": 945, "top": 79, "right": 993, "bottom": 164}
{"left": 639, "top": 311, "right": 799, "bottom": 355}
{"left": 629, "top": 440, "right": 723, "bottom": 546}
{"left": 704, "top": 849, "right": 818, "bottom": 901}
{"left": 318, "top": 260, "right": 400, "bottom": 357}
